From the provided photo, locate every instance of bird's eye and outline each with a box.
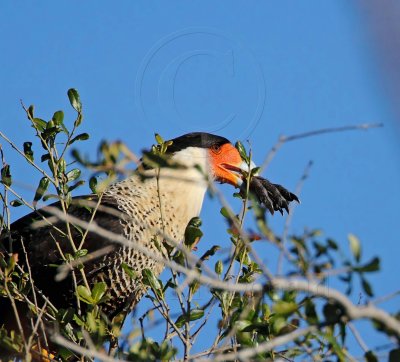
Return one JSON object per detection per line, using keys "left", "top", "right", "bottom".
{"left": 211, "top": 144, "right": 222, "bottom": 154}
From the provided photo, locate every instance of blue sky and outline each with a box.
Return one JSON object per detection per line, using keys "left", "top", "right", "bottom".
{"left": 1, "top": 1, "right": 399, "bottom": 358}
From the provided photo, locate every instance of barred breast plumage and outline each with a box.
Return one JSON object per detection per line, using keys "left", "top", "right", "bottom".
{"left": 0, "top": 132, "right": 298, "bottom": 345}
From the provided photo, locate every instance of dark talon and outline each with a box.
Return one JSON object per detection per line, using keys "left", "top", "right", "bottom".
{"left": 245, "top": 176, "right": 299, "bottom": 215}
{"left": 274, "top": 183, "right": 300, "bottom": 203}
{"left": 283, "top": 203, "right": 289, "bottom": 214}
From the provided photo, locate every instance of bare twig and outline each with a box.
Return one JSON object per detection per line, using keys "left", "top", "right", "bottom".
{"left": 52, "top": 334, "right": 123, "bottom": 362}
{"left": 43, "top": 206, "right": 400, "bottom": 337}
{"left": 0, "top": 267, "right": 28, "bottom": 353}
{"left": 197, "top": 325, "right": 317, "bottom": 362}
{"left": 348, "top": 322, "right": 369, "bottom": 353}
{"left": 371, "top": 290, "right": 400, "bottom": 306}
{"left": 260, "top": 123, "right": 383, "bottom": 171}
{"left": 277, "top": 160, "right": 313, "bottom": 275}
{"left": 0, "top": 131, "right": 55, "bottom": 183}
{"left": 270, "top": 278, "right": 400, "bottom": 335}
{"left": 21, "top": 239, "right": 50, "bottom": 352}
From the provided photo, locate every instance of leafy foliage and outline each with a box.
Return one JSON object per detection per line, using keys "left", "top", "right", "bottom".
{"left": 0, "top": 89, "right": 398, "bottom": 361}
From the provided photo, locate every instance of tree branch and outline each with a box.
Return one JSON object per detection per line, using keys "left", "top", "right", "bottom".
{"left": 44, "top": 206, "right": 400, "bottom": 338}
{"left": 198, "top": 325, "right": 317, "bottom": 362}
{"left": 260, "top": 122, "right": 383, "bottom": 171}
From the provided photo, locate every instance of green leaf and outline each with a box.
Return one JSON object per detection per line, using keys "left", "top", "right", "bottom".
{"left": 189, "top": 279, "right": 200, "bottom": 296}
{"left": 220, "top": 207, "right": 230, "bottom": 219}
{"left": 66, "top": 168, "right": 81, "bottom": 182}
{"left": 1, "top": 165, "right": 12, "bottom": 187}
{"left": 42, "top": 194, "right": 59, "bottom": 202}
{"left": 23, "top": 142, "right": 34, "bottom": 162}
{"left": 76, "top": 285, "right": 94, "bottom": 304}
{"left": 160, "top": 341, "right": 177, "bottom": 360}
{"left": 235, "top": 140, "right": 248, "bottom": 162}
{"left": 200, "top": 245, "right": 220, "bottom": 261}
{"left": 10, "top": 199, "right": 23, "bottom": 207}
{"left": 68, "top": 180, "right": 85, "bottom": 193}
{"left": 57, "top": 307, "right": 75, "bottom": 324}
{"left": 52, "top": 110, "right": 64, "bottom": 126}
{"left": 175, "top": 309, "right": 204, "bottom": 328}
{"left": 361, "top": 277, "right": 374, "bottom": 297}
{"left": 273, "top": 301, "right": 298, "bottom": 316}
{"left": 189, "top": 309, "right": 204, "bottom": 321}
{"left": 58, "top": 158, "right": 66, "bottom": 174}
{"left": 250, "top": 166, "right": 260, "bottom": 176}
{"left": 42, "top": 126, "right": 59, "bottom": 140}
{"left": 91, "top": 282, "right": 107, "bottom": 303}
{"left": 271, "top": 315, "right": 286, "bottom": 334}
{"left": 86, "top": 310, "right": 97, "bottom": 331}
{"left": 184, "top": 225, "right": 203, "bottom": 248}
{"left": 33, "top": 177, "right": 50, "bottom": 206}
{"left": 304, "top": 299, "right": 319, "bottom": 324}
{"left": 142, "top": 269, "right": 163, "bottom": 299}
{"left": 215, "top": 260, "right": 223, "bottom": 275}
{"left": 74, "top": 249, "right": 88, "bottom": 258}
{"left": 67, "top": 88, "right": 82, "bottom": 113}
{"left": 327, "top": 238, "right": 338, "bottom": 250}
{"left": 142, "top": 151, "right": 175, "bottom": 169}
{"left": 74, "top": 113, "right": 83, "bottom": 128}
{"left": 69, "top": 133, "right": 89, "bottom": 145}
{"left": 41, "top": 153, "right": 51, "bottom": 162}
{"left": 32, "top": 118, "right": 47, "bottom": 132}
{"left": 155, "top": 133, "right": 164, "bottom": 145}
{"left": 53, "top": 111, "right": 68, "bottom": 134}
{"left": 121, "top": 263, "right": 137, "bottom": 279}
{"left": 89, "top": 176, "right": 97, "bottom": 193}
{"left": 73, "top": 313, "right": 85, "bottom": 326}
{"left": 27, "top": 104, "right": 34, "bottom": 119}
{"left": 339, "top": 321, "right": 346, "bottom": 344}
{"left": 354, "top": 257, "right": 380, "bottom": 273}
{"left": 348, "top": 233, "right": 361, "bottom": 262}
{"left": 188, "top": 216, "right": 202, "bottom": 228}
{"left": 324, "top": 332, "right": 347, "bottom": 361}
{"left": 234, "top": 320, "right": 252, "bottom": 332}
{"left": 313, "top": 241, "right": 327, "bottom": 257}
{"left": 365, "top": 350, "right": 378, "bottom": 362}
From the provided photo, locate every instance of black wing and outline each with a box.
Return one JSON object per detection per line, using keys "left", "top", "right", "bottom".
{"left": 0, "top": 194, "right": 125, "bottom": 309}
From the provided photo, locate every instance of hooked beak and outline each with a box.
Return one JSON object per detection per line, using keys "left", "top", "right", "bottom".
{"left": 220, "top": 159, "right": 257, "bottom": 187}
{"left": 208, "top": 143, "right": 257, "bottom": 187}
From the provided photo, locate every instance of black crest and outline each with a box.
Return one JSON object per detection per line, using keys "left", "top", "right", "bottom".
{"left": 166, "top": 132, "right": 230, "bottom": 153}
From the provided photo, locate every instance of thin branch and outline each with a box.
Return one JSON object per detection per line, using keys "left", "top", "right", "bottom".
{"left": 0, "top": 267, "right": 28, "bottom": 352}
{"left": 0, "top": 130, "right": 56, "bottom": 183}
{"left": 21, "top": 238, "right": 50, "bottom": 352}
{"left": 277, "top": 160, "right": 313, "bottom": 275}
{"left": 371, "top": 290, "right": 400, "bottom": 306}
{"left": 52, "top": 334, "right": 124, "bottom": 362}
{"left": 270, "top": 278, "right": 400, "bottom": 335}
{"left": 348, "top": 322, "right": 369, "bottom": 353}
{"left": 43, "top": 206, "right": 400, "bottom": 337}
{"left": 197, "top": 325, "right": 317, "bottom": 362}
{"left": 184, "top": 344, "right": 240, "bottom": 360}
{"left": 260, "top": 123, "right": 383, "bottom": 171}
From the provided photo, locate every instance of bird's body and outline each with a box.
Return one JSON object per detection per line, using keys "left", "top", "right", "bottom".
{"left": 87, "top": 147, "right": 209, "bottom": 316}
{"left": 0, "top": 132, "right": 298, "bottom": 358}
{"left": 1, "top": 140, "right": 211, "bottom": 323}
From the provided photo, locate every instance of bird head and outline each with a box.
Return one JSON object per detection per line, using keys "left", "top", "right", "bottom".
{"left": 166, "top": 132, "right": 253, "bottom": 187}
{"left": 164, "top": 132, "right": 299, "bottom": 215}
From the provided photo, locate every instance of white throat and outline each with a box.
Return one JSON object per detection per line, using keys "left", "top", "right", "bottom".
{"left": 158, "top": 147, "right": 209, "bottom": 219}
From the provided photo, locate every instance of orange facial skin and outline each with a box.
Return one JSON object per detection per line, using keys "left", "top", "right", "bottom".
{"left": 208, "top": 143, "right": 244, "bottom": 187}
